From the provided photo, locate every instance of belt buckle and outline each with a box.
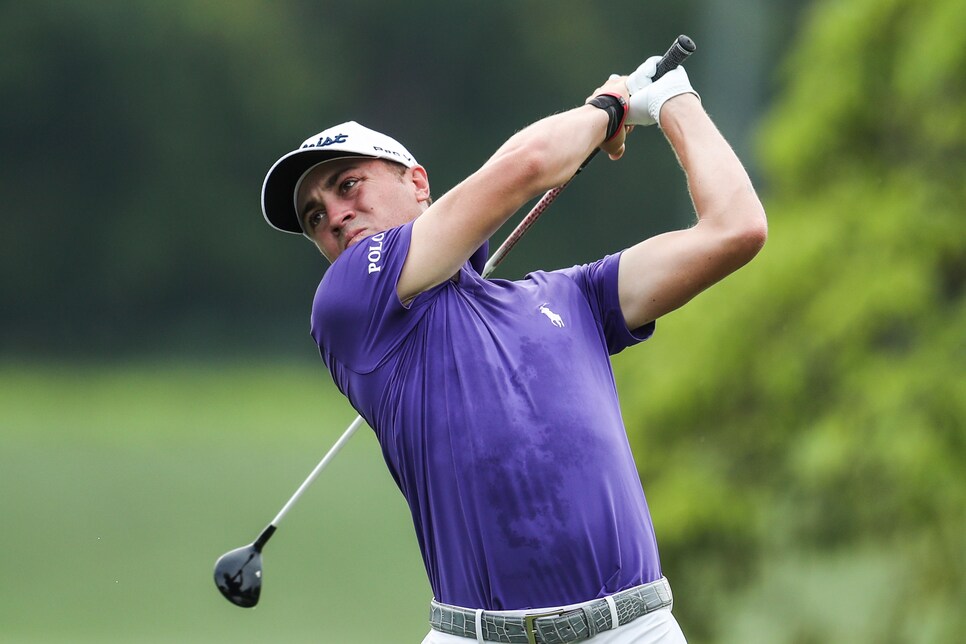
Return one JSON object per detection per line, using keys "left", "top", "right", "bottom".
{"left": 523, "top": 609, "right": 565, "bottom": 644}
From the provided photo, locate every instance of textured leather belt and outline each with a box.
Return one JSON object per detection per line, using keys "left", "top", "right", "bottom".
{"left": 429, "top": 577, "right": 673, "bottom": 644}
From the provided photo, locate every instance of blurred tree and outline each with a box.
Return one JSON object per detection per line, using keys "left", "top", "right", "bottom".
{"left": 617, "top": 0, "right": 965, "bottom": 640}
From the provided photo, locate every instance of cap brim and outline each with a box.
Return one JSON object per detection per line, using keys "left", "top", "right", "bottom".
{"left": 261, "top": 149, "right": 373, "bottom": 234}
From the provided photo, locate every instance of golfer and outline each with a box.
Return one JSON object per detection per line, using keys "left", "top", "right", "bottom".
{"left": 260, "top": 56, "right": 765, "bottom": 643}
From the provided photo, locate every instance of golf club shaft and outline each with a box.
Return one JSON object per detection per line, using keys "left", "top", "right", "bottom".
{"left": 263, "top": 35, "right": 696, "bottom": 539}
{"left": 268, "top": 415, "right": 366, "bottom": 529}
{"left": 484, "top": 35, "right": 695, "bottom": 276}
{"left": 482, "top": 184, "right": 566, "bottom": 276}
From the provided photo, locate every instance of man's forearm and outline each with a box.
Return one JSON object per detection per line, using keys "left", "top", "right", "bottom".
{"left": 660, "top": 95, "right": 766, "bottom": 240}
{"left": 615, "top": 94, "right": 767, "bottom": 328}
{"left": 485, "top": 104, "right": 610, "bottom": 196}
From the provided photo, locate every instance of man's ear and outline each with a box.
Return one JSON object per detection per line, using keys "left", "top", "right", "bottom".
{"left": 410, "top": 165, "right": 431, "bottom": 204}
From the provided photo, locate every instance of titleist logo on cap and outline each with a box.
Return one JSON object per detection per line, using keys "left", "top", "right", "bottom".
{"left": 300, "top": 133, "right": 414, "bottom": 164}
{"left": 302, "top": 134, "right": 349, "bottom": 149}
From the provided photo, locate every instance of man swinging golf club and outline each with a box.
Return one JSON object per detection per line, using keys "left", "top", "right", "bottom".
{"left": 259, "top": 47, "right": 766, "bottom": 643}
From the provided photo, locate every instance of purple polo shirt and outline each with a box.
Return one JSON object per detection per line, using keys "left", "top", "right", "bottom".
{"left": 311, "top": 221, "right": 661, "bottom": 610}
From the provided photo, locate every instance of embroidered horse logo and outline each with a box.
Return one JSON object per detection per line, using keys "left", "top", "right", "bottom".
{"left": 538, "top": 303, "right": 565, "bottom": 328}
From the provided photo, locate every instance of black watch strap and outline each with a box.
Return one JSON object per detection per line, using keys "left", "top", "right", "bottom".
{"left": 587, "top": 93, "right": 627, "bottom": 141}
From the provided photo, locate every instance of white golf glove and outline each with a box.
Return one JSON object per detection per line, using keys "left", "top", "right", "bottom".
{"left": 625, "top": 55, "right": 699, "bottom": 127}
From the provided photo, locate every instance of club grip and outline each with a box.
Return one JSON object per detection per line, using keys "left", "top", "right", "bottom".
{"left": 626, "top": 35, "right": 696, "bottom": 92}
{"left": 653, "top": 35, "right": 696, "bottom": 81}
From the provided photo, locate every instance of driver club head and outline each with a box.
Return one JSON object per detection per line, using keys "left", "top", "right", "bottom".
{"left": 213, "top": 543, "right": 264, "bottom": 607}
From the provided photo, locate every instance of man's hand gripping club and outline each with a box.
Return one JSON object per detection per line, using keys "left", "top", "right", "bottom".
{"left": 583, "top": 48, "right": 699, "bottom": 163}
{"left": 625, "top": 55, "right": 700, "bottom": 128}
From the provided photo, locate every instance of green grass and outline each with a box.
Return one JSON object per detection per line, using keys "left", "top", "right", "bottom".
{"left": 0, "top": 362, "right": 431, "bottom": 642}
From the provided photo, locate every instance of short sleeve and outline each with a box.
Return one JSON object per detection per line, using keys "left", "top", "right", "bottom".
{"left": 558, "top": 251, "right": 655, "bottom": 355}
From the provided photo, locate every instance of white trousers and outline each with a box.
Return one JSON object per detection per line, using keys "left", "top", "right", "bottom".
{"left": 421, "top": 606, "right": 687, "bottom": 643}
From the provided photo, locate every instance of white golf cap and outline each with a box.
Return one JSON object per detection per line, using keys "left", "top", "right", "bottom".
{"left": 261, "top": 121, "right": 418, "bottom": 234}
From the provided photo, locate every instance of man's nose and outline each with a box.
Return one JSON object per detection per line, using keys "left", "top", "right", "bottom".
{"left": 328, "top": 206, "right": 354, "bottom": 230}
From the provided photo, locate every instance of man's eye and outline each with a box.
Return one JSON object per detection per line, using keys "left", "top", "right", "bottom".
{"left": 340, "top": 178, "right": 358, "bottom": 193}
{"left": 308, "top": 212, "right": 325, "bottom": 228}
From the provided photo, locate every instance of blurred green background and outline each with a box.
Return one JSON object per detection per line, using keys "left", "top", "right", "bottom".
{"left": 1, "top": 0, "right": 963, "bottom": 642}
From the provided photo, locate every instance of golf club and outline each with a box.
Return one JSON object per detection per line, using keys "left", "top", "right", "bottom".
{"left": 213, "top": 415, "right": 364, "bottom": 607}
{"left": 484, "top": 34, "right": 696, "bottom": 275}
{"left": 214, "top": 35, "right": 696, "bottom": 608}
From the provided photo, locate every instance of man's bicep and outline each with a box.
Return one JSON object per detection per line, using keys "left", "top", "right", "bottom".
{"left": 618, "top": 222, "right": 746, "bottom": 328}
{"left": 399, "top": 159, "right": 536, "bottom": 302}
